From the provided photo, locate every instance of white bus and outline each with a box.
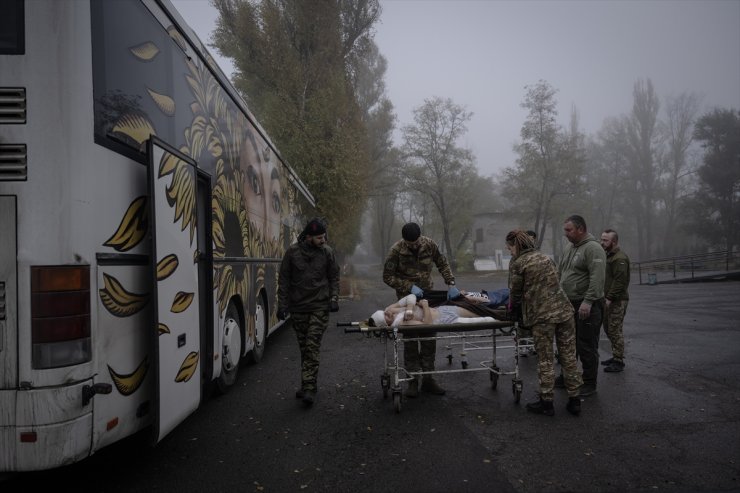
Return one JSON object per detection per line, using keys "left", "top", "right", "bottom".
{"left": 0, "top": 0, "right": 315, "bottom": 472}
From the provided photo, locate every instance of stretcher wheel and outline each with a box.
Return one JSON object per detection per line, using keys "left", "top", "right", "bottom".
{"left": 512, "top": 379, "right": 523, "bottom": 403}
{"left": 381, "top": 374, "right": 390, "bottom": 399}
{"left": 393, "top": 392, "right": 402, "bottom": 413}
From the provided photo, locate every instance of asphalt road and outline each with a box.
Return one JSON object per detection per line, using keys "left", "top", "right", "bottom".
{"left": 5, "top": 273, "right": 740, "bottom": 492}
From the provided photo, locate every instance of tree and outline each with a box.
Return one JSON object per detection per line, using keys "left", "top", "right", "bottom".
{"left": 684, "top": 108, "right": 740, "bottom": 252}
{"left": 625, "top": 78, "right": 661, "bottom": 260}
{"left": 400, "top": 96, "right": 476, "bottom": 269}
{"left": 211, "top": 0, "right": 382, "bottom": 257}
{"left": 503, "top": 80, "right": 583, "bottom": 249}
{"left": 659, "top": 92, "right": 701, "bottom": 255}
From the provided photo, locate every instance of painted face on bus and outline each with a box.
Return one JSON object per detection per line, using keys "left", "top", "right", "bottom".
{"left": 263, "top": 159, "right": 282, "bottom": 242}
{"left": 240, "top": 130, "right": 278, "bottom": 241}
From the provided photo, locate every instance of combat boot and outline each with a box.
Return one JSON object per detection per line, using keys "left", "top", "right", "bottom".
{"left": 404, "top": 377, "right": 419, "bottom": 398}
{"left": 566, "top": 396, "right": 581, "bottom": 416}
{"left": 421, "top": 376, "right": 446, "bottom": 395}
{"left": 526, "top": 398, "right": 554, "bottom": 416}
{"left": 302, "top": 389, "right": 315, "bottom": 407}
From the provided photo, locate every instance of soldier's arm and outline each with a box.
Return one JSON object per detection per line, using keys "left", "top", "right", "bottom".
{"left": 382, "top": 246, "right": 409, "bottom": 293}
{"left": 327, "top": 247, "right": 340, "bottom": 300}
{"left": 509, "top": 260, "right": 524, "bottom": 306}
{"left": 607, "top": 255, "right": 630, "bottom": 300}
{"left": 584, "top": 244, "right": 606, "bottom": 304}
{"left": 431, "top": 243, "right": 455, "bottom": 285}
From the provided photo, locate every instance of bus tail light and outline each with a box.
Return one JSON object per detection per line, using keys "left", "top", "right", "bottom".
{"left": 31, "top": 266, "right": 91, "bottom": 369}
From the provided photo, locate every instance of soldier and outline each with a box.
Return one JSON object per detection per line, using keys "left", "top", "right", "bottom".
{"left": 600, "top": 229, "right": 630, "bottom": 373}
{"left": 277, "top": 218, "right": 340, "bottom": 407}
{"left": 556, "top": 215, "right": 606, "bottom": 397}
{"left": 382, "top": 222, "right": 459, "bottom": 397}
{"left": 506, "top": 230, "right": 582, "bottom": 416}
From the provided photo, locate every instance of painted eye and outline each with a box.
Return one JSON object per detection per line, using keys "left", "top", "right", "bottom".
{"left": 271, "top": 191, "right": 281, "bottom": 214}
{"left": 247, "top": 166, "right": 262, "bottom": 196}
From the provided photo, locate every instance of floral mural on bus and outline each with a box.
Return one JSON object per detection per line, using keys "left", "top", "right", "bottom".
{"left": 91, "top": 0, "right": 309, "bottom": 394}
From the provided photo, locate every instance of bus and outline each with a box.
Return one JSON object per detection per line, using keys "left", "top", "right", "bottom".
{"left": 0, "top": 0, "right": 316, "bottom": 472}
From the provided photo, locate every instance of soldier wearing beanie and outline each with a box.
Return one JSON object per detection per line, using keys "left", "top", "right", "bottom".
{"left": 382, "top": 222, "right": 458, "bottom": 398}
{"left": 277, "top": 217, "right": 340, "bottom": 407}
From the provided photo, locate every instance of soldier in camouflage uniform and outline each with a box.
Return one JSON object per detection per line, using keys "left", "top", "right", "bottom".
{"left": 278, "top": 218, "right": 340, "bottom": 407}
{"left": 506, "top": 230, "right": 582, "bottom": 416}
{"left": 600, "top": 229, "right": 630, "bottom": 373}
{"left": 382, "top": 222, "right": 458, "bottom": 397}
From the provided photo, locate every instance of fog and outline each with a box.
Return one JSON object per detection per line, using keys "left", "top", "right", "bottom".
{"left": 173, "top": 0, "right": 739, "bottom": 177}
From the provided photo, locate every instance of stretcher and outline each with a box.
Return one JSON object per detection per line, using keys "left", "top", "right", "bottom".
{"left": 340, "top": 317, "right": 526, "bottom": 413}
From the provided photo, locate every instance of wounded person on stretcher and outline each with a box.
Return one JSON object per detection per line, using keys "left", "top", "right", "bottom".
{"left": 368, "top": 294, "right": 496, "bottom": 328}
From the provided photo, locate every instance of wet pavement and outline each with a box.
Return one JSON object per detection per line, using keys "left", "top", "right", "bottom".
{"left": 5, "top": 272, "right": 740, "bottom": 492}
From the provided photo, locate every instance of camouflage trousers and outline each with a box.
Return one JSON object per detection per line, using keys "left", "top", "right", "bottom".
{"left": 603, "top": 300, "right": 628, "bottom": 362}
{"left": 403, "top": 332, "right": 437, "bottom": 373}
{"left": 533, "top": 318, "right": 582, "bottom": 400}
{"left": 291, "top": 310, "right": 329, "bottom": 392}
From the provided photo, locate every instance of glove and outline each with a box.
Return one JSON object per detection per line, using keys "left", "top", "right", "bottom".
{"left": 330, "top": 299, "right": 339, "bottom": 312}
{"left": 277, "top": 308, "right": 289, "bottom": 321}
{"left": 447, "top": 285, "right": 461, "bottom": 300}
{"left": 410, "top": 285, "right": 424, "bottom": 298}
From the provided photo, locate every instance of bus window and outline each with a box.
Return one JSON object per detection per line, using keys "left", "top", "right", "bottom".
{"left": 0, "top": 0, "right": 24, "bottom": 55}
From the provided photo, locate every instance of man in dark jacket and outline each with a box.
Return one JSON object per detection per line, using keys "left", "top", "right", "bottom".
{"left": 278, "top": 218, "right": 340, "bottom": 407}
{"left": 382, "top": 222, "right": 458, "bottom": 397}
{"left": 600, "top": 229, "right": 630, "bottom": 373}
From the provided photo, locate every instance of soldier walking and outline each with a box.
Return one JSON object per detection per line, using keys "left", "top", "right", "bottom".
{"left": 382, "top": 222, "right": 459, "bottom": 397}
{"left": 278, "top": 218, "right": 340, "bottom": 407}
{"left": 506, "top": 230, "right": 582, "bottom": 416}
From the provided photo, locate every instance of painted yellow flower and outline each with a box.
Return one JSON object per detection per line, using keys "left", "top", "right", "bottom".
{"left": 212, "top": 165, "right": 251, "bottom": 315}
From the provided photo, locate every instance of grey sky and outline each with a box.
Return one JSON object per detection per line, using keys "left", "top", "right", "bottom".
{"left": 173, "top": 0, "right": 740, "bottom": 177}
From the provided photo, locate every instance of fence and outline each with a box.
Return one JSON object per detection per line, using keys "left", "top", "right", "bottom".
{"left": 633, "top": 250, "right": 740, "bottom": 285}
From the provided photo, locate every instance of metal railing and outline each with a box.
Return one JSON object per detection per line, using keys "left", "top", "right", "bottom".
{"left": 633, "top": 250, "right": 740, "bottom": 285}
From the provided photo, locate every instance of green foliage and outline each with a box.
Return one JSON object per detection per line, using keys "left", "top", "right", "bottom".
{"left": 400, "top": 97, "right": 479, "bottom": 269}
{"left": 211, "top": 0, "right": 383, "bottom": 257}
{"left": 684, "top": 108, "right": 740, "bottom": 251}
{"left": 503, "top": 80, "right": 584, "bottom": 246}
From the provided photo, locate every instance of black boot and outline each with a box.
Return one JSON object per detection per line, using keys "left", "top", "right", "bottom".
{"left": 566, "top": 396, "right": 581, "bottom": 416}
{"left": 526, "top": 398, "right": 554, "bottom": 416}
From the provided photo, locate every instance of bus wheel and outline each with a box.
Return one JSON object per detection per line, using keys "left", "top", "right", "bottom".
{"left": 216, "top": 302, "right": 242, "bottom": 393}
{"left": 249, "top": 296, "right": 267, "bottom": 363}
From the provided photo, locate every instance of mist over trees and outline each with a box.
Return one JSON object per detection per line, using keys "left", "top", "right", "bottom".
{"left": 209, "top": 1, "right": 738, "bottom": 265}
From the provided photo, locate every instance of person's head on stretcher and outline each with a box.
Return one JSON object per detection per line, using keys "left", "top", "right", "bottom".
{"left": 368, "top": 294, "right": 495, "bottom": 327}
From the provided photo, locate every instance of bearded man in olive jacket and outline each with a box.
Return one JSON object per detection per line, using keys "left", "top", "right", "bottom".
{"left": 278, "top": 218, "right": 340, "bottom": 407}
{"left": 600, "top": 229, "right": 630, "bottom": 373}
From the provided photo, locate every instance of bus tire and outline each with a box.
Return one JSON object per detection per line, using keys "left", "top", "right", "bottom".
{"left": 249, "top": 295, "right": 267, "bottom": 363}
{"left": 216, "top": 301, "right": 242, "bottom": 393}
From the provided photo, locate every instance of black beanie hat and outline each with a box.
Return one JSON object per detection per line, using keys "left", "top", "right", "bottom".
{"left": 401, "top": 222, "right": 421, "bottom": 242}
{"left": 304, "top": 218, "right": 326, "bottom": 236}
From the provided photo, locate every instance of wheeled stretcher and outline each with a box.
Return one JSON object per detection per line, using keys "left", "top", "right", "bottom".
{"left": 340, "top": 317, "right": 526, "bottom": 413}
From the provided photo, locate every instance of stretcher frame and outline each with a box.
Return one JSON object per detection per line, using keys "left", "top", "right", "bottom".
{"left": 341, "top": 319, "right": 525, "bottom": 413}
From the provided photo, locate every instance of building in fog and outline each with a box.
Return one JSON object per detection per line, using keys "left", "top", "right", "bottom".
{"left": 471, "top": 212, "right": 518, "bottom": 271}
